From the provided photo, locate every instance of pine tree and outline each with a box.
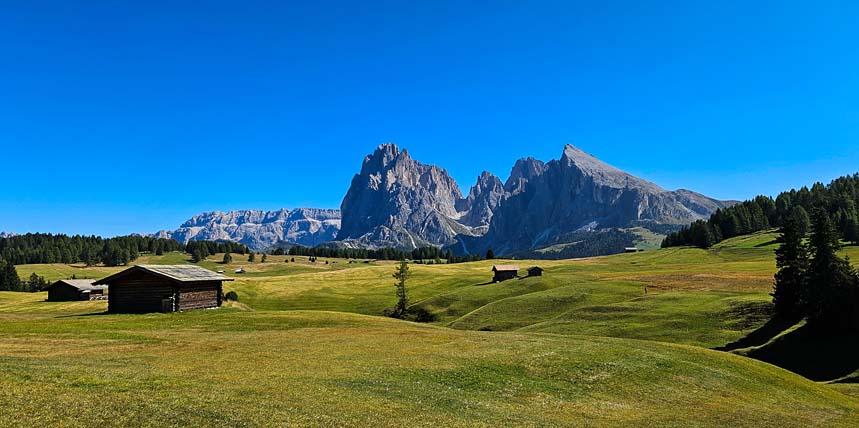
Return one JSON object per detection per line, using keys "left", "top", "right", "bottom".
{"left": 248, "top": 253, "right": 256, "bottom": 263}
{"left": 789, "top": 206, "right": 811, "bottom": 236}
{"left": 486, "top": 249, "right": 495, "bottom": 260}
{"left": 223, "top": 252, "right": 233, "bottom": 264}
{"left": 392, "top": 260, "right": 411, "bottom": 318}
{"left": 772, "top": 215, "right": 808, "bottom": 320}
{"left": 0, "top": 262, "right": 21, "bottom": 292}
{"left": 261, "top": 254, "right": 267, "bottom": 263}
{"left": 805, "top": 209, "right": 859, "bottom": 331}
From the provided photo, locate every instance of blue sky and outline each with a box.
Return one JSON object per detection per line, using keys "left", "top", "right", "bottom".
{"left": 1, "top": 1, "right": 858, "bottom": 236}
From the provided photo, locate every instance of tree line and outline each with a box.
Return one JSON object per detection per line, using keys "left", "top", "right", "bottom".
{"left": 0, "top": 233, "right": 184, "bottom": 267}
{"left": 663, "top": 173, "right": 859, "bottom": 248}
{"left": 185, "top": 240, "right": 249, "bottom": 263}
{"left": 772, "top": 208, "right": 859, "bottom": 332}
{"left": 284, "top": 245, "right": 483, "bottom": 263}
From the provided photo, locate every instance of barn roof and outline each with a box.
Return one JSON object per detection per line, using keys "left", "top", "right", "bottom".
{"left": 52, "top": 279, "right": 107, "bottom": 291}
{"left": 94, "top": 265, "right": 233, "bottom": 285}
{"left": 492, "top": 265, "right": 520, "bottom": 272}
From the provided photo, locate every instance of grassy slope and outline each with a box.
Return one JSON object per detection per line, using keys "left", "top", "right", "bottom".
{"left": 5, "top": 232, "right": 859, "bottom": 425}
{"left": 0, "top": 293, "right": 857, "bottom": 427}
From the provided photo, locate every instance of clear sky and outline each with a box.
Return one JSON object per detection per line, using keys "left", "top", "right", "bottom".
{"left": 1, "top": 1, "right": 858, "bottom": 237}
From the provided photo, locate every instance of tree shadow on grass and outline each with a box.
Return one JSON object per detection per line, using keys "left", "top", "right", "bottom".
{"left": 743, "top": 323, "right": 859, "bottom": 382}
{"left": 715, "top": 316, "right": 800, "bottom": 352}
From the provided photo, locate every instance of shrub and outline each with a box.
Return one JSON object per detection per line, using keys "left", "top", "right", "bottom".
{"left": 224, "top": 291, "right": 239, "bottom": 302}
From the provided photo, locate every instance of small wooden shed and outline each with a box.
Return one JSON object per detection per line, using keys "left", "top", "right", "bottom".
{"left": 46, "top": 279, "right": 107, "bottom": 301}
{"left": 94, "top": 265, "right": 233, "bottom": 314}
{"left": 527, "top": 266, "right": 544, "bottom": 277}
{"left": 492, "top": 265, "right": 519, "bottom": 283}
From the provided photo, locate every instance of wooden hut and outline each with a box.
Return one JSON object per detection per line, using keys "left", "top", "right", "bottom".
{"left": 492, "top": 265, "right": 519, "bottom": 283}
{"left": 46, "top": 279, "right": 107, "bottom": 301}
{"left": 527, "top": 266, "right": 544, "bottom": 277}
{"left": 94, "top": 265, "right": 232, "bottom": 313}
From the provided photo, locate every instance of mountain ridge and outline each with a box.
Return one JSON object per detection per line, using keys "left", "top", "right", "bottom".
{"left": 156, "top": 143, "right": 732, "bottom": 257}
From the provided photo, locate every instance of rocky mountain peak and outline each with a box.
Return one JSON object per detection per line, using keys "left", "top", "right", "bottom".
{"left": 458, "top": 171, "right": 506, "bottom": 229}
{"left": 559, "top": 144, "right": 663, "bottom": 193}
{"left": 157, "top": 208, "right": 341, "bottom": 251}
{"left": 504, "top": 157, "right": 547, "bottom": 194}
{"left": 337, "top": 144, "right": 470, "bottom": 249}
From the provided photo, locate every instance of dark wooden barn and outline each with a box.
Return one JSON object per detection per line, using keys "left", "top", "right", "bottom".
{"left": 46, "top": 279, "right": 107, "bottom": 301}
{"left": 94, "top": 265, "right": 233, "bottom": 313}
{"left": 492, "top": 265, "right": 519, "bottom": 282}
{"left": 527, "top": 266, "right": 544, "bottom": 277}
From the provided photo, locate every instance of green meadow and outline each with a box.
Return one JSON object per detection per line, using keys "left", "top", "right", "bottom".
{"left": 4, "top": 231, "right": 859, "bottom": 426}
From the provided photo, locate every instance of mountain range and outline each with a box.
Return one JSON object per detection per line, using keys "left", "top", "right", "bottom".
{"left": 157, "top": 144, "right": 732, "bottom": 257}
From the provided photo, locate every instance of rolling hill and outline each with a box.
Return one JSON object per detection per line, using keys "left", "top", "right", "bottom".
{"left": 3, "top": 232, "right": 859, "bottom": 426}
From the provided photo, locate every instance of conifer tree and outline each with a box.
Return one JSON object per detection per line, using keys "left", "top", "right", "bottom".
{"left": 223, "top": 252, "right": 233, "bottom": 264}
{"left": 789, "top": 205, "right": 811, "bottom": 236}
{"left": 805, "top": 209, "right": 859, "bottom": 331}
{"left": 248, "top": 252, "right": 256, "bottom": 263}
{"left": 392, "top": 260, "right": 411, "bottom": 318}
{"left": 772, "top": 215, "right": 808, "bottom": 320}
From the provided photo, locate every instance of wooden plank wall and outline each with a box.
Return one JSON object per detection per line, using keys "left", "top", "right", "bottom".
{"left": 177, "top": 282, "right": 221, "bottom": 311}
{"left": 108, "top": 270, "right": 176, "bottom": 313}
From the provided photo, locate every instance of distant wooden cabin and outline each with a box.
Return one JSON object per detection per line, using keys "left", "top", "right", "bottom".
{"left": 527, "top": 266, "right": 544, "bottom": 277}
{"left": 46, "top": 279, "right": 107, "bottom": 301}
{"left": 492, "top": 265, "right": 519, "bottom": 282}
{"left": 94, "top": 265, "right": 233, "bottom": 314}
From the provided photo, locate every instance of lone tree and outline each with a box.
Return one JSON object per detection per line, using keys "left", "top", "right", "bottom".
{"left": 392, "top": 260, "right": 411, "bottom": 318}
{"left": 486, "top": 249, "right": 495, "bottom": 260}
{"left": 223, "top": 252, "right": 233, "bottom": 264}
{"left": 248, "top": 252, "right": 256, "bottom": 263}
{"left": 261, "top": 254, "right": 267, "bottom": 263}
{"left": 772, "top": 214, "right": 808, "bottom": 320}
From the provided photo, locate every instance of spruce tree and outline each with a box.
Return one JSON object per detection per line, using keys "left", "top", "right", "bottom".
{"left": 261, "top": 254, "right": 267, "bottom": 263}
{"left": 392, "top": 260, "right": 411, "bottom": 318}
{"left": 223, "top": 252, "right": 233, "bottom": 264}
{"left": 789, "top": 206, "right": 811, "bottom": 236}
{"left": 486, "top": 249, "right": 495, "bottom": 260}
{"left": 772, "top": 215, "right": 808, "bottom": 320}
{"left": 0, "top": 262, "right": 21, "bottom": 292}
{"left": 805, "top": 209, "right": 859, "bottom": 331}
{"left": 248, "top": 253, "right": 256, "bottom": 263}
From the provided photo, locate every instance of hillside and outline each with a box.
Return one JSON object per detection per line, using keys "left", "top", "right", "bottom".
{"left": 0, "top": 295, "right": 857, "bottom": 427}
{"left": 5, "top": 232, "right": 859, "bottom": 425}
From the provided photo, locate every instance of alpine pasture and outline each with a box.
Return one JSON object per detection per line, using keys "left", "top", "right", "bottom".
{"left": 2, "top": 231, "right": 859, "bottom": 426}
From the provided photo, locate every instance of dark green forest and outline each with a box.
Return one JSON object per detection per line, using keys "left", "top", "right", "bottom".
{"left": 285, "top": 245, "right": 483, "bottom": 264}
{"left": 0, "top": 234, "right": 250, "bottom": 291}
{"left": 663, "top": 173, "right": 859, "bottom": 248}
{"left": 0, "top": 233, "right": 183, "bottom": 267}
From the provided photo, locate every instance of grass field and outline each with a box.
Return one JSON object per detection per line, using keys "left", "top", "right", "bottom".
{"left": 4, "top": 231, "right": 859, "bottom": 426}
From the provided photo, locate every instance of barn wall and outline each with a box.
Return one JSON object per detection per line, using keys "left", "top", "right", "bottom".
{"left": 47, "top": 284, "right": 82, "bottom": 301}
{"left": 108, "top": 270, "right": 176, "bottom": 313}
{"left": 177, "top": 281, "right": 222, "bottom": 311}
